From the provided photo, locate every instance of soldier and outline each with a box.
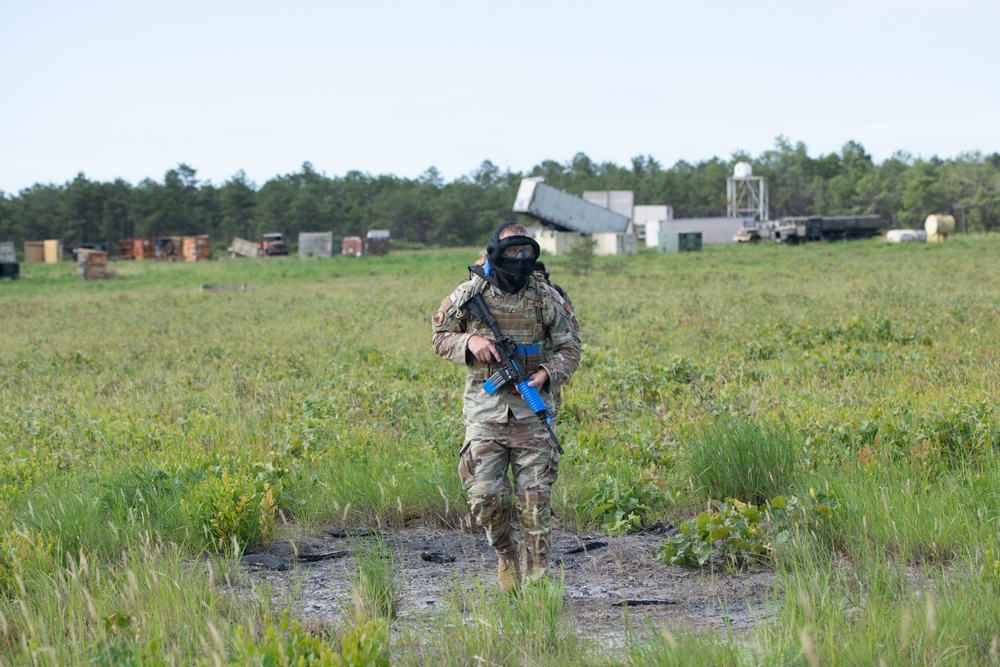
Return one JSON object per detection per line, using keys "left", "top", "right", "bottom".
{"left": 433, "top": 222, "right": 581, "bottom": 593}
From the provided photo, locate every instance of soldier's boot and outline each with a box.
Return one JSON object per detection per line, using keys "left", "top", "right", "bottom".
{"left": 523, "top": 553, "right": 548, "bottom": 584}
{"left": 497, "top": 552, "right": 521, "bottom": 594}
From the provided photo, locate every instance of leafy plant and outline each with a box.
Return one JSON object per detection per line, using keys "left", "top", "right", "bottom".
{"left": 578, "top": 474, "right": 658, "bottom": 535}
{"left": 180, "top": 470, "right": 279, "bottom": 552}
{"left": 654, "top": 492, "right": 838, "bottom": 568}
{"left": 229, "top": 613, "right": 388, "bottom": 667}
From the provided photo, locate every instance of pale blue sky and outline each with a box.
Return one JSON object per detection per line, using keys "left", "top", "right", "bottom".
{"left": 1, "top": 0, "right": 997, "bottom": 193}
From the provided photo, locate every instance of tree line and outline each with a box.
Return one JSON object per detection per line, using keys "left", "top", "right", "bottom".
{"left": 1, "top": 137, "right": 998, "bottom": 252}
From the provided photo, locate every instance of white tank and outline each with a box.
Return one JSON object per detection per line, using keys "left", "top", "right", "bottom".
{"left": 924, "top": 214, "right": 955, "bottom": 241}
{"left": 733, "top": 162, "right": 753, "bottom": 179}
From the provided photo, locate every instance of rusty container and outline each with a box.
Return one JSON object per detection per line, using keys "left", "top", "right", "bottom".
{"left": 23, "top": 241, "right": 45, "bottom": 263}
{"left": 182, "top": 235, "right": 212, "bottom": 262}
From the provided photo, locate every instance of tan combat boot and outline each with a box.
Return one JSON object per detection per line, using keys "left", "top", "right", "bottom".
{"left": 497, "top": 553, "right": 521, "bottom": 594}
{"left": 523, "top": 554, "right": 548, "bottom": 584}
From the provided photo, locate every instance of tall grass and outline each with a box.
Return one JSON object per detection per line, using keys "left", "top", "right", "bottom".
{"left": 688, "top": 418, "right": 801, "bottom": 504}
{"left": 395, "top": 574, "right": 586, "bottom": 666}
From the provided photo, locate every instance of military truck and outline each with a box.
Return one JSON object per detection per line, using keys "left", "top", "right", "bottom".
{"left": 228, "top": 233, "right": 290, "bottom": 258}
{"left": 733, "top": 220, "right": 774, "bottom": 243}
{"left": 772, "top": 215, "right": 883, "bottom": 244}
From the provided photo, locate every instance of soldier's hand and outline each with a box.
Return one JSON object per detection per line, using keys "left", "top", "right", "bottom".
{"left": 468, "top": 335, "right": 501, "bottom": 363}
{"left": 526, "top": 368, "right": 549, "bottom": 390}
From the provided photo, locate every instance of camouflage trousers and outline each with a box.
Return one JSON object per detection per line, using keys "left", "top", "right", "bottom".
{"left": 459, "top": 418, "right": 559, "bottom": 581}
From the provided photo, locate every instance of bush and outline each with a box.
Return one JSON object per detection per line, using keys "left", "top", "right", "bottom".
{"left": 689, "top": 418, "right": 800, "bottom": 504}
{"left": 230, "top": 614, "right": 389, "bottom": 666}
{"left": 180, "top": 470, "right": 279, "bottom": 552}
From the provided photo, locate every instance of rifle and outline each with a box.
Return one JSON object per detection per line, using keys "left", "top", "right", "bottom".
{"left": 460, "top": 293, "right": 563, "bottom": 454}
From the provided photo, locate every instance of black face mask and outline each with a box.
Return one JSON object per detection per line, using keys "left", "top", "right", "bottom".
{"left": 486, "top": 225, "right": 540, "bottom": 294}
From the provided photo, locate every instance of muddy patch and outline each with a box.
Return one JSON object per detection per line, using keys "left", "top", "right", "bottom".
{"left": 240, "top": 526, "right": 775, "bottom": 644}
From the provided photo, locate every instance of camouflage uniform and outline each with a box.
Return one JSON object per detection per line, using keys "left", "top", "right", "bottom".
{"left": 432, "top": 273, "right": 581, "bottom": 582}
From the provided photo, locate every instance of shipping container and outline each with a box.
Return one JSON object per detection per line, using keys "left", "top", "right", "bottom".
{"left": 182, "top": 235, "right": 212, "bottom": 262}
{"left": 132, "top": 237, "right": 156, "bottom": 260}
{"left": 660, "top": 231, "right": 702, "bottom": 254}
{"left": 23, "top": 241, "right": 44, "bottom": 263}
{"left": 43, "top": 239, "right": 63, "bottom": 263}
{"left": 299, "top": 232, "right": 335, "bottom": 258}
{"left": 342, "top": 237, "right": 363, "bottom": 257}
{"left": 116, "top": 239, "right": 135, "bottom": 260}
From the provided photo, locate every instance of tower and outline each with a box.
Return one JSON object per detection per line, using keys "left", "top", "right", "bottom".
{"left": 726, "top": 162, "right": 768, "bottom": 221}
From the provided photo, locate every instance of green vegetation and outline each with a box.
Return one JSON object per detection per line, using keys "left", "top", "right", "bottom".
{"left": 2, "top": 141, "right": 999, "bottom": 255}
{"left": 1, "top": 235, "right": 999, "bottom": 663}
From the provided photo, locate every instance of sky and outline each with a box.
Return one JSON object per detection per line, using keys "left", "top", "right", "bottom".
{"left": 1, "top": 0, "right": 998, "bottom": 194}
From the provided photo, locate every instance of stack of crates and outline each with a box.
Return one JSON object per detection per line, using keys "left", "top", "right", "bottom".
{"left": 77, "top": 249, "right": 107, "bottom": 280}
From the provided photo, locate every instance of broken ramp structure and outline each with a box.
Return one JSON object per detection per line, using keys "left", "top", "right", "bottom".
{"left": 512, "top": 178, "right": 634, "bottom": 256}
{"left": 513, "top": 178, "right": 630, "bottom": 234}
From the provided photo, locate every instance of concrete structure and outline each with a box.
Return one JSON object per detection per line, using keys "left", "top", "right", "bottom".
{"left": 535, "top": 229, "right": 583, "bottom": 256}
{"left": 593, "top": 232, "right": 637, "bottom": 256}
{"left": 513, "top": 178, "right": 630, "bottom": 235}
{"left": 663, "top": 218, "right": 745, "bottom": 245}
{"left": 0, "top": 242, "right": 14, "bottom": 263}
{"left": 634, "top": 205, "right": 673, "bottom": 246}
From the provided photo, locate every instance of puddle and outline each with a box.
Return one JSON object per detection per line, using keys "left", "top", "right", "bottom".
{"left": 238, "top": 526, "right": 776, "bottom": 643}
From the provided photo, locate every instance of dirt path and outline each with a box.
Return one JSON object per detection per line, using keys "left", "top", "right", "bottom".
{"left": 240, "top": 526, "right": 775, "bottom": 645}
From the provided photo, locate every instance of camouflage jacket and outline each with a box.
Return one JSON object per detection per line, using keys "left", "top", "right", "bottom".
{"left": 432, "top": 275, "right": 581, "bottom": 424}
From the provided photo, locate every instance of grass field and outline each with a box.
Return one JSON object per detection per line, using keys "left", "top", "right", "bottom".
{"left": 1, "top": 236, "right": 999, "bottom": 665}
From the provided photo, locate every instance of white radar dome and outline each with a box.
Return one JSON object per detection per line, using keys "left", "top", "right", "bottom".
{"left": 733, "top": 162, "right": 753, "bottom": 179}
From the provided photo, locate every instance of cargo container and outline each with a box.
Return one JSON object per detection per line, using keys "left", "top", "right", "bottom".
{"left": 133, "top": 237, "right": 155, "bottom": 260}
{"left": 182, "top": 235, "right": 212, "bottom": 262}
{"left": 342, "top": 236, "right": 388, "bottom": 257}
{"left": 23, "top": 241, "right": 44, "bottom": 263}
{"left": 298, "top": 232, "right": 336, "bottom": 258}
{"left": 43, "top": 240, "right": 63, "bottom": 263}
{"left": 660, "top": 231, "right": 702, "bottom": 253}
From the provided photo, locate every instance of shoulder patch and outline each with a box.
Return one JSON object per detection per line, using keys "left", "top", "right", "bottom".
{"left": 440, "top": 296, "right": 452, "bottom": 311}
{"left": 432, "top": 310, "right": 446, "bottom": 326}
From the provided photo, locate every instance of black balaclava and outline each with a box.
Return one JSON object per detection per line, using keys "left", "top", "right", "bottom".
{"left": 485, "top": 222, "right": 540, "bottom": 294}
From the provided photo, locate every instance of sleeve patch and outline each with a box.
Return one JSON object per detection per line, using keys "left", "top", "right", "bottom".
{"left": 432, "top": 311, "right": 446, "bottom": 326}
